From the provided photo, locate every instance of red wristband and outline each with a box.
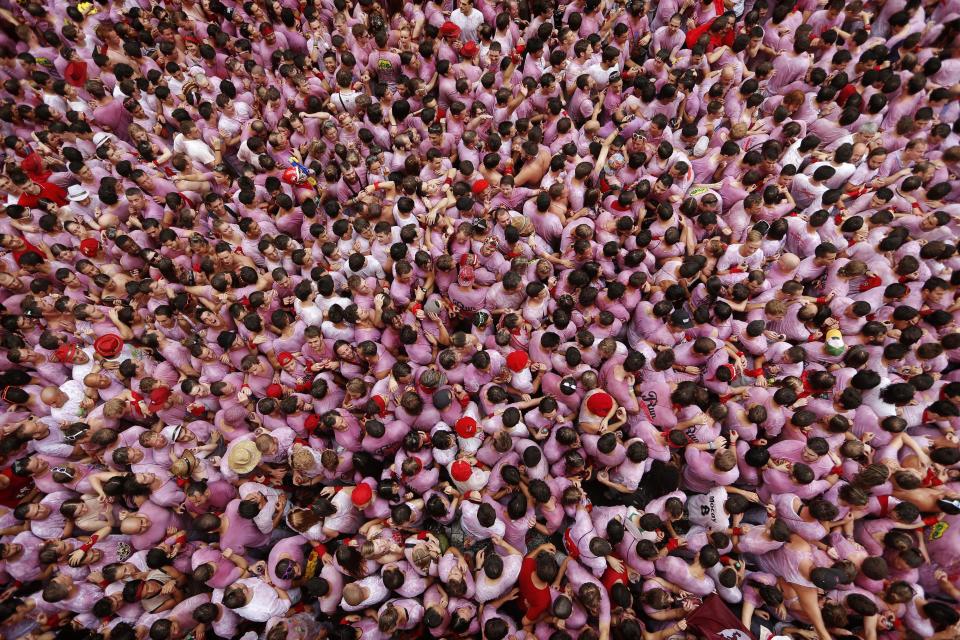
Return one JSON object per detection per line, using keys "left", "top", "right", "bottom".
{"left": 923, "top": 516, "right": 940, "bottom": 526}
{"left": 80, "top": 533, "right": 100, "bottom": 552}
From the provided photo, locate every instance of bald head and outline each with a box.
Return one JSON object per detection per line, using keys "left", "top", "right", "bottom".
{"left": 40, "top": 386, "right": 64, "bottom": 407}
{"left": 779, "top": 253, "right": 801, "bottom": 271}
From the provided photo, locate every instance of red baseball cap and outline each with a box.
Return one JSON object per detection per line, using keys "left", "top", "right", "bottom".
{"left": 277, "top": 352, "right": 294, "bottom": 365}
{"left": 506, "top": 351, "right": 529, "bottom": 372}
{"left": 455, "top": 416, "right": 478, "bottom": 439}
{"left": 586, "top": 392, "right": 614, "bottom": 416}
{"left": 351, "top": 482, "right": 372, "bottom": 507}
{"left": 149, "top": 387, "right": 172, "bottom": 412}
{"left": 79, "top": 238, "right": 100, "bottom": 257}
{"left": 451, "top": 460, "right": 472, "bottom": 482}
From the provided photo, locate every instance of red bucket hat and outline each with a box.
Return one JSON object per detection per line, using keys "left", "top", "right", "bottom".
{"left": 94, "top": 334, "right": 123, "bottom": 358}
{"left": 439, "top": 21, "right": 461, "bottom": 39}
{"left": 54, "top": 343, "right": 77, "bottom": 363}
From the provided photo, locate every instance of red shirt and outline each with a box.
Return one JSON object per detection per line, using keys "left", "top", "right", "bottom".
{"left": 518, "top": 556, "right": 552, "bottom": 621}
{"left": 11, "top": 236, "right": 44, "bottom": 267}
{"left": 0, "top": 468, "right": 31, "bottom": 508}
{"left": 17, "top": 181, "right": 68, "bottom": 208}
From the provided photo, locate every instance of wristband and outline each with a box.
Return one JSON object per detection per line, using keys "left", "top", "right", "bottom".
{"left": 923, "top": 515, "right": 940, "bottom": 526}
{"left": 830, "top": 465, "right": 843, "bottom": 476}
{"left": 80, "top": 534, "right": 100, "bottom": 553}
{"left": 666, "top": 537, "right": 679, "bottom": 550}
{"left": 731, "top": 527, "right": 742, "bottom": 535}
{"left": 374, "top": 181, "right": 380, "bottom": 190}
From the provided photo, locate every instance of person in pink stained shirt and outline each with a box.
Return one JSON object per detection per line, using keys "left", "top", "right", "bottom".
{"left": 3, "top": 1, "right": 960, "bottom": 639}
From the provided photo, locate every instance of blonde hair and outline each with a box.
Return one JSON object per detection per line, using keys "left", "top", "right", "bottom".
{"left": 290, "top": 448, "right": 315, "bottom": 472}
{"left": 411, "top": 545, "right": 435, "bottom": 572}
{"left": 765, "top": 300, "right": 787, "bottom": 316}
{"left": 104, "top": 398, "right": 126, "bottom": 418}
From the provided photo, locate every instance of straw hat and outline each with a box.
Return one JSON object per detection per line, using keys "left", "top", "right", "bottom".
{"left": 171, "top": 450, "right": 198, "bottom": 479}
{"left": 227, "top": 440, "right": 261, "bottom": 474}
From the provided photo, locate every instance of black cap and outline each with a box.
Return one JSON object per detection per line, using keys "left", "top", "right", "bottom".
{"left": 670, "top": 309, "right": 693, "bottom": 329}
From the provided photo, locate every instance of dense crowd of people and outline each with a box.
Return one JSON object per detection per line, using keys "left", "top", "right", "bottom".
{"left": 1, "top": 0, "right": 960, "bottom": 639}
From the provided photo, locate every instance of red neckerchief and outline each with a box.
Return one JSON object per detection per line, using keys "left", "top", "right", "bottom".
{"left": 923, "top": 467, "right": 944, "bottom": 488}
{"left": 563, "top": 527, "right": 581, "bottom": 560}
{"left": 797, "top": 371, "right": 813, "bottom": 399}
{"left": 178, "top": 192, "right": 197, "bottom": 209}
{"left": 129, "top": 391, "right": 145, "bottom": 418}
{"left": 877, "top": 494, "right": 890, "bottom": 517}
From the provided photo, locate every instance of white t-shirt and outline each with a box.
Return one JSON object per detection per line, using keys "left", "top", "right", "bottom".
{"left": 451, "top": 8, "right": 485, "bottom": 42}
{"left": 173, "top": 133, "right": 215, "bottom": 167}
{"left": 686, "top": 486, "right": 730, "bottom": 532}
{"left": 232, "top": 578, "right": 289, "bottom": 622}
